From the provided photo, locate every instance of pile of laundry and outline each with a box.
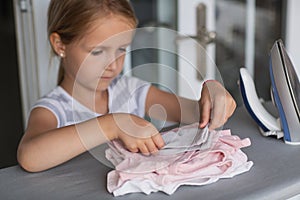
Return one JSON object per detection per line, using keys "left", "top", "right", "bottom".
{"left": 105, "top": 123, "right": 253, "bottom": 196}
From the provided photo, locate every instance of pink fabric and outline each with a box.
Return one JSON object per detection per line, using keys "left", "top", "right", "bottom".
{"left": 106, "top": 125, "right": 253, "bottom": 196}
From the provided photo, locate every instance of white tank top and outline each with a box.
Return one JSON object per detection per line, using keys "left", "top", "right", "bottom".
{"left": 32, "top": 76, "right": 151, "bottom": 128}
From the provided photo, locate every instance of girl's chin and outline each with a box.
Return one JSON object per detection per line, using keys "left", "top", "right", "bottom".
{"left": 95, "top": 83, "right": 110, "bottom": 91}
{"left": 83, "top": 79, "right": 112, "bottom": 92}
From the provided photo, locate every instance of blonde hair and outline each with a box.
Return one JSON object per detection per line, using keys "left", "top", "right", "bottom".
{"left": 47, "top": 0, "right": 138, "bottom": 84}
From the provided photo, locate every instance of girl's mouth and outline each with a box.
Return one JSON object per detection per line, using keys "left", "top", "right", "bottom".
{"left": 101, "top": 76, "right": 113, "bottom": 80}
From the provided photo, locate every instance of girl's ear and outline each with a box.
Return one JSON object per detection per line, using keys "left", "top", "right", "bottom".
{"left": 49, "top": 33, "right": 66, "bottom": 58}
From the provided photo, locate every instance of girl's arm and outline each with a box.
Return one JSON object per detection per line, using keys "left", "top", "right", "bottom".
{"left": 145, "top": 86, "right": 199, "bottom": 124}
{"left": 18, "top": 108, "right": 164, "bottom": 172}
{"left": 145, "top": 80, "right": 236, "bottom": 130}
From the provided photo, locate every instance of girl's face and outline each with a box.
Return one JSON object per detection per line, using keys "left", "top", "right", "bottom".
{"left": 62, "top": 15, "right": 135, "bottom": 92}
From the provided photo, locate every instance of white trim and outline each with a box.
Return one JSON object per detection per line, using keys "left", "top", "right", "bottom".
{"left": 245, "top": 0, "right": 256, "bottom": 77}
{"left": 123, "top": 46, "right": 132, "bottom": 77}
{"left": 13, "top": 0, "right": 40, "bottom": 126}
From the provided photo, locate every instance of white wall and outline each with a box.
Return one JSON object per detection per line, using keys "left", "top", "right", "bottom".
{"left": 31, "top": 0, "right": 58, "bottom": 96}
{"left": 286, "top": 0, "right": 300, "bottom": 76}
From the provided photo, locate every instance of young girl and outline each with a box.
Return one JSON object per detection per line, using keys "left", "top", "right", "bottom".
{"left": 17, "top": 0, "right": 236, "bottom": 172}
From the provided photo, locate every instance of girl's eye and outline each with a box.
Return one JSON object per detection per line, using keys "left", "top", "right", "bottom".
{"left": 118, "top": 48, "right": 127, "bottom": 53}
{"left": 91, "top": 50, "right": 103, "bottom": 56}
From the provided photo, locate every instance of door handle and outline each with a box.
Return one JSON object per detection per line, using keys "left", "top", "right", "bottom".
{"left": 196, "top": 3, "right": 216, "bottom": 45}
{"left": 176, "top": 3, "right": 216, "bottom": 81}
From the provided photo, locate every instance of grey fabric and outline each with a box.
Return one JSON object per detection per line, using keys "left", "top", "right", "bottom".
{"left": 1, "top": 105, "right": 300, "bottom": 200}
{"left": 159, "top": 125, "right": 212, "bottom": 155}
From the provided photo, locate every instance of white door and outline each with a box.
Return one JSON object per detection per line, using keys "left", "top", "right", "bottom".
{"left": 177, "top": 0, "right": 216, "bottom": 100}
{"left": 176, "top": 0, "right": 264, "bottom": 102}
{"left": 14, "top": 0, "right": 55, "bottom": 124}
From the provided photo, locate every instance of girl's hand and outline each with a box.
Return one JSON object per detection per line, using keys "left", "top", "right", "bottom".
{"left": 110, "top": 113, "right": 165, "bottom": 155}
{"left": 198, "top": 80, "right": 236, "bottom": 130}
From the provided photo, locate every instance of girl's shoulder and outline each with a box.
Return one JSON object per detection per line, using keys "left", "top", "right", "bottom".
{"left": 34, "top": 86, "right": 72, "bottom": 108}
{"left": 31, "top": 86, "right": 73, "bottom": 127}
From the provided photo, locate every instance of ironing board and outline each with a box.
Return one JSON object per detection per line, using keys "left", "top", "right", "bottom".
{"left": 0, "top": 104, "right": 300, "bottom": 200}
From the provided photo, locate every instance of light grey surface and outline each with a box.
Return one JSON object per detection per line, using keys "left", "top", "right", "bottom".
{"left": 1, "top": 105, "right": 300, "bottom": 200}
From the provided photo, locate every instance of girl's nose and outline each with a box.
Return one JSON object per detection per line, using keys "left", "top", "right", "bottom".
{"left": 106, "top": 57, "right": 118, "bottom": 71}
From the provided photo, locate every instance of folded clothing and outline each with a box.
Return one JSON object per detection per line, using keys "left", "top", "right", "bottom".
{"left": 105, "top": 123, "right": 253, "bottom": 196}
{"left": 159, "top": 124, "right": 212, "bottom": 155}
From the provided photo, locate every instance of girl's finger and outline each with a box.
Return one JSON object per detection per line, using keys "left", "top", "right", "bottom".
{"left": 138, "top": 143, "right": 150, "bottom": 156}
{"left": 145, "top": 140, "right": 158, "bottom": 154}
{"left": 151, "top": 133, "right": 165, "bottom": 149}
{"left": 199, "top": 101, "right": 211, "bottom": 128}
{"left": 209, "top": 101, "right": 226, "bottom": 130}
{"left": 126, "top": 144, "right": 139, "bottom": 153}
